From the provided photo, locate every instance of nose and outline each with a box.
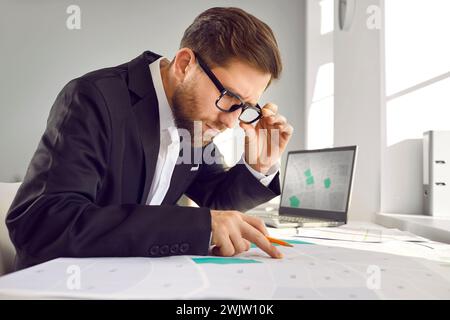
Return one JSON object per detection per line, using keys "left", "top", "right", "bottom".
{"left": 219, "top": 109, "right": 241, "bottom": 129}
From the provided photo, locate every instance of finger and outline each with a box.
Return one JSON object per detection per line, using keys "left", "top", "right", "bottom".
{"left": 280, "top": 129, "right": 294, "bottom": 150}
{"left": 263, "top": 120, "right": 293, "bottom": 137}
{"left": 239, "top": 121, "right": 254, "bottom": 132}
{"left": 267, "top": 123, "right": 292, "bottom": 152}
{"left": 242, "top": 215, "right": 269, "bottom": 236}
{"left": 262, "top": 103, "right": 278, "bottom": 114}
{"left": 241, "top": 223, "right": 283, "bottom": 259}
{"left": 280, "top": 126, "right": 294, "bottom": 141}
{"left": 282, "top": 124, "right": 294, "bottom": 135}
{"left": 264, "top": 114, "right": 287, "bottom": 126}
{"left": 229, "top": 232, "right": 248, "bottom": 255}
{"left": 212, "top": 232, "right": 235, "bottom": 257}
{"left": 241, "top": 122, "right": 257, "bottom": 139}
{"left": 261, "top": 107, "right": 276, "bottom": 118}
{"left": 271, "top": 122, "right": 293, "bottom": 135}
{"left": 243, "top": 239, "right": 251, "bottom": 251}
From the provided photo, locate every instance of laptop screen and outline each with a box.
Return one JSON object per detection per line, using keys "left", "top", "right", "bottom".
{"left": 279, "top": 146, "right": 357, "bottom": 222}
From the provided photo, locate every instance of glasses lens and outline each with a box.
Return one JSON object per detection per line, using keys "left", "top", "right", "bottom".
{"left": 217, "top": 92, "right": 241, "bottom": 111}
{"left": 239, "top": 106, "right": 260, "bottom": 123}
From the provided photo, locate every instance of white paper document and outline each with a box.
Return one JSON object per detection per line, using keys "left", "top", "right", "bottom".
{"left": 1, "top": 240, "right": 450, "bottom": 299}
{"left": 295, "top": 226, "right": 429, "bottom": 243}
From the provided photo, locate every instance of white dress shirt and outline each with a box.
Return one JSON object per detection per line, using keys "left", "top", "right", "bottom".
{"left": 145, "top": 58, "right": 180, "bottom": 205}
{"left": 145, "top": 57, "right": 279, "bottom": 206}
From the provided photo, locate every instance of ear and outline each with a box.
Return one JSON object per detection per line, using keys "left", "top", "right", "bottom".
{"left": 172, "top": 48, "right": 197, "bottom": 83}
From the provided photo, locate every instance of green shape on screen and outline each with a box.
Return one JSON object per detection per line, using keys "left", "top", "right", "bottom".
{"left": 306, "top": 176, "right": 315, "bottom": 185}
{"left": 289, "top": 196, "right": 300, "bottom": 208}
{"left": 304, "top": 169, "right": 312, "bottom": 177}
{"left": 324, "top": 178, "right": 331, "bottom": 189}
{"left": 192, "top": 257, "right": 261, "bottom": 265}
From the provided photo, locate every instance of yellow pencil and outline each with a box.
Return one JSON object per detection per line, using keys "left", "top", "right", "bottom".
{"left": 266, "top": 236, "right": 293, "bottom": 247}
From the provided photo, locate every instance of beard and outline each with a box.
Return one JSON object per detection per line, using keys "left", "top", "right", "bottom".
{"left": 171, "top": 81, "right": 214, "bottom": 148}
{"left": 171, "top": 82, "right": 196, "bottom": 137}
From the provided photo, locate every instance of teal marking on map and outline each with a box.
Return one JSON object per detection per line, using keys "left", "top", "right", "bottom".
{"left": 251, "top": 239, "right": 313, "bottom": 248}
{"left": 306, "top": 176, "right": 315, "bottom": 185}
{"left": 192, "top": 257, "right": 261, "bottom": 265}
{"left": 286, "top": 239, "right": 313, "bottom": 245}
{"left": 289, "top": 196, "right": 300, "bottom": 208}
{"left": 324, "top": 178, "right": 331, "bottom": 189}
{"left": 304, "top": 169, "right": 312, "bottom": 177}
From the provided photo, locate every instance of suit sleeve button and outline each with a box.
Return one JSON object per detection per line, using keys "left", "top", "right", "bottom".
{"left": 160, "top": 245, "right": 169, "bottom": 255}
{"left": 180, "top": 243, "right": 190, "bottom": 254}
{"left": 150, "top": 245, "right": 159, "bottom": 256}
{"left": 170, "top": 244, "right": 179, "bottom": 254}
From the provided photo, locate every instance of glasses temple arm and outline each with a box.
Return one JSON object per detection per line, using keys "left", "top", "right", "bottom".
{"left": 195, "top": 54, "right": 227, "bottom": 94}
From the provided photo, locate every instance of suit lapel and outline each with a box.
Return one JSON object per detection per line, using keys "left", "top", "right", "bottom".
{"left": 161, "top": 146, "right": 203, "bottom": 205}
{"left": 128, "top": 51, "right": 162, "bottom": 204}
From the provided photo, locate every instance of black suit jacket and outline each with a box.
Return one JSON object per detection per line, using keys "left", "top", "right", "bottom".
{"left": 6, "top": 51, "right": 281, "bottom": 270}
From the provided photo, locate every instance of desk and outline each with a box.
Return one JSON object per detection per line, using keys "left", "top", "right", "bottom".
{"left": 1, "top": 222, "right": 450, "bottom": 299}
{"left": 376, "top": 212, "right": 450, "bottom": 244}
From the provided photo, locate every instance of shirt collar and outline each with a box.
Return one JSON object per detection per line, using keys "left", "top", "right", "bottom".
{"left": 149, "top": 57, "right": 175, "bottom": 131}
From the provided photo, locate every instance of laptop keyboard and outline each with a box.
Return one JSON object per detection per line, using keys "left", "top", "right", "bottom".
{"left": 248, "top": 213, "right": 319, "bottom": 223}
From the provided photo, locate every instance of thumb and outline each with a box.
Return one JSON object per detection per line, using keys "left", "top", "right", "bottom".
{"left": 239, "top": 121, "right": 254, "bottom": 132}
{"left": 240, "top": 121, "right": 256, "bottom": 145}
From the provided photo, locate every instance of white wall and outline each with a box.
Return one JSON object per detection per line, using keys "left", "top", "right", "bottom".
{"left": 0, "top": 0, "right": 306, "bottom": 182}
{"left": 381, "top": 139, "right": 423, "bottom": 214}
{"left": 334, "top": 0, "right": 385, "bottom": 221}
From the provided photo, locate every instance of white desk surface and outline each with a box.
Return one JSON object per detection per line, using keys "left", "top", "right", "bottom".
{"left": 271, "top": 221, "right": 450, "bottom": 262}
{"left": 1, "top": 221, "right": 450, "bottom": 300}
{"left": 376, "top": 212, "right": 450, "bottom": 244}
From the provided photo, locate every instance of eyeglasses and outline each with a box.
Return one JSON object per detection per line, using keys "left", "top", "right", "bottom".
{"left": 194, "top": 53, "right": 262, "bottom": 125}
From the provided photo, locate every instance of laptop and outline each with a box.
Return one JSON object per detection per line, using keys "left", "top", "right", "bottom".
{"left": 248, "top": 146, "right": 358, "bottom": 228}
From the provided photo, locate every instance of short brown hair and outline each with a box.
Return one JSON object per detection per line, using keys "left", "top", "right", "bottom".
{"left": 180, "top": 7, "right": 282, "bottom": 83}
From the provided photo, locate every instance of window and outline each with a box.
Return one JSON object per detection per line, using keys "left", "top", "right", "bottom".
{"left": 387, "top": 78, "right": 450, "bottom": 146}
{"left": 320, "top": 0, "right": 334, "bottom": 34}
{"left": 385, "top": 0, "right": 450, "bottom": 146}
{"left": 307, "top": 63, "right": 334, "bottom": 149}
{"left": 306, "top": 0, "right": 334, "bottom": 150}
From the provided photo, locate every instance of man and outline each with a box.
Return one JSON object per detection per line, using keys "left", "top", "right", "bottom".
{"left": 6, "top": 7, "right": 293, "bottom": 270}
